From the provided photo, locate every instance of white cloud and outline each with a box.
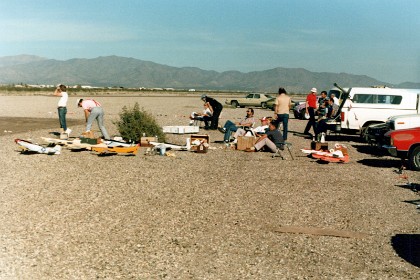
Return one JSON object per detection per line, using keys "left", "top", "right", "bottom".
{"left": 0, "top": 19, "right": 137, "bottom": 43}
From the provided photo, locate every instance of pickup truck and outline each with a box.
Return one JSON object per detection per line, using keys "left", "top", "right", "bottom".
{"left": 365, "top": 114, "right": 420, "bottom": 146}
{"left": 328, "top": 85, "right": 420, "bottom": 136}
{"left": 384, "top": 127, "right": 420, "bottom": 170}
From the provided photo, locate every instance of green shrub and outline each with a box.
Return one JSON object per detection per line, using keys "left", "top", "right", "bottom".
{"left": 113, "top": 102, "right": 165, "bottom": 143}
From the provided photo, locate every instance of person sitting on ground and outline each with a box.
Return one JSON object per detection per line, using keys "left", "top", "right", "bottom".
{"left": 246, "top": 120, "right": 284, "bottom": 152}
{"left": 218, "top": 108, "right": 256, "bottom": 143}
{"left": 316, "top": 98, "right": 340, "bottom": 135}
{"left": 189, "top": 102, "right": 213, "bottom": 126}
{"left": 232, "top": 116, "right": 271, "bottom": 143}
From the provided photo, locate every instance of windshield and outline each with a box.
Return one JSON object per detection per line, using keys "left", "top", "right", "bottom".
{"left": 328, "top": 89, "right": 343, "bottom": 100}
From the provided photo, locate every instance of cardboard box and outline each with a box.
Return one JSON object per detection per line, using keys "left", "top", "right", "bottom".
{"left": 190, "top": 134, "right": 209, "bottom": 151}
{"left": 162, "top": 126, "right": 199, "bottom": 134}
{"left": 196, "top": 143, "right": 208, "bottom": 153}
{"left": 80, "top": 137, "right": 101, "bottom": 145}
{"left": 237, "top": 136, "right": 257, "bottom": 150}
{"left": 311, "top": 141, "right": 329, "bottom": 151}
{"left": 140, "top": 137, "right": 156, "bottom": 147}
{"left": 81, "top": 131, "right": 95, "bottom": 138}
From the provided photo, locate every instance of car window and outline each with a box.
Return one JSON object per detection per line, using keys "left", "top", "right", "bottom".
{"left": 352, "top": 94, "right": 402, "bottom": 104}
{"left": 254, "top": 94, "right": 260, "bottom": 99}
{"left": 246, "top": 94, "right": 253, "bottom": 98}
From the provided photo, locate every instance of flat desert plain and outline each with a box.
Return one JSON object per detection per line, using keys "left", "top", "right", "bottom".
{"left": 0, "top": 93, "right": 419, "bottom": 279}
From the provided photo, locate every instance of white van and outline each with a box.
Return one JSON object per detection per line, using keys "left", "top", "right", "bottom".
{"left": 328, "top": 86, "right": 420, "bottom": 135}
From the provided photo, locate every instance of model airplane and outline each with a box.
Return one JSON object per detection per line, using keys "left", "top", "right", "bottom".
{"left": 41, "top": 137, "right": 136, "bottom": 150}
{"left": 15, "top": 139, "right": 62, "bottom": 155}
{"left": 91, "top": 144, "right": 140, "bottom": 155}
{"left": 149, "top": 141, "right": 191, "bottom": 151}
{"left": 301, "top": 147, "right": 349, "bottom": 163}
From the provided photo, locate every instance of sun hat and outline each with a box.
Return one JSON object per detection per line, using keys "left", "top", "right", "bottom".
{"left": 311, "top": 87, "right": 317, "bottom": 93}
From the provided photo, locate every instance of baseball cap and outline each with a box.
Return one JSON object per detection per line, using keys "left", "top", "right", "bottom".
{"left": 201, "top": 94, "right": 207, "bottom": 99}
{"left": 311, "top": 87, "right": 317, "bottom": 93}
{"left": 261, "top": 117, "right": 269, "bottom": 121}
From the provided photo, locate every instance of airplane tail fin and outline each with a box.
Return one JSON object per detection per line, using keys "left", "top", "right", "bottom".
{"left": 52, "top": 145, "right": 62, "bottom": 155}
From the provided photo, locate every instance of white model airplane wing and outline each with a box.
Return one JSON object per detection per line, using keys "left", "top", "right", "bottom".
{"left": 149, "top": 141, "right": 190, "bottom": 151}
{"left": 15, "top": 139, "right": 62, "bottom": 155}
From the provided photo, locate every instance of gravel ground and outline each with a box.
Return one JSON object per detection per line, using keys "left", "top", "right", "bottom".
{"left": 0, "top": 94, "right": 419, "bottom": 279}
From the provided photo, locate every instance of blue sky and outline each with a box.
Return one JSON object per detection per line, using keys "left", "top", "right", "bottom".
{"left": 0, "top": 0, "right": 419, "bottom": 84}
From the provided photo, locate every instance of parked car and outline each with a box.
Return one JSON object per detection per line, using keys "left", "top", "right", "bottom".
{"left": 365, "top": 114, "right": 420, "bottom": 147}
{"left": 384, "top": 127, "right": 420, "bottom": 170}
{"left": 292, "top": 98, "right": 324, "bottom": 119}
{"left": 225, "top": 93, "right": 273, "bottom": 108}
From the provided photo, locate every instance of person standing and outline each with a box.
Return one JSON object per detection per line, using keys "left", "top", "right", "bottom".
{"left": 54, "top": 84, "right": 71, "bottom": 135}
{"left": 201, "top": 94, "right": 223, "bottom": 130}
{"left": 303, "top": 87, "right": 318, "bottom": 137}
{"left": 273, "top": 87, "right": 292, "bottom": 140}
{"left": 77, "top": 98, "right": 110, "bottom": 139}
{"left": 317, "top": 91, "right": 328, "bottom": 118}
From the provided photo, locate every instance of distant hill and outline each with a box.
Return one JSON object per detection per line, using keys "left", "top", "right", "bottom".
{"left": 0, "top": 55, "right": 418, "bottom": 93}
{"left": 0, "top": 54, "right": 47, "bottom": 67}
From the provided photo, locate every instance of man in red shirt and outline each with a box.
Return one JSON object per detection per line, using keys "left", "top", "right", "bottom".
{"left": 303, "top": 87, "right": 318, "bottom": 137}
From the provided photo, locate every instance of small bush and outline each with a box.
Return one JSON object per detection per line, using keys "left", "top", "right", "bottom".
{"left": 113, "top": 102, "right": 165, "bottom": 142}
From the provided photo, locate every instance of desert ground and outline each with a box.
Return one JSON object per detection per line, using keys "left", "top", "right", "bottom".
{"left": 0, "top": 93, "right": 419, "bottom": 279}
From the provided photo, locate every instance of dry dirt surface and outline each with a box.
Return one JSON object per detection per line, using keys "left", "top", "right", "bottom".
{"left": 0, "top": 94, "right": 419, "bottom": 279}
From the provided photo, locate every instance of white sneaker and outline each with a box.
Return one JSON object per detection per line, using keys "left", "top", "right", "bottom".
{"left": 65, "top": 128, "right": 72, "bottom": 136}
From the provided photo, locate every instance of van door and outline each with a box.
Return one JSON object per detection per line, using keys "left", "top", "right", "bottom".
{"left": 417, "top": 94, "right": 420, "bottom": 113}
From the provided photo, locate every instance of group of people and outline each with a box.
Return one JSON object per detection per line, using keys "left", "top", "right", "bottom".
{"left": 55, "top": 84, "right": 338, "bottom": 148}
{"left": 210, "top": 86, "right": 293, "bottom": 153}
{"left": 53, "top": 84, "right": 110, "bottom": 140}
{"left": 303, "top": 88, "right": 340, "bottom": 138}
{"left": 188, "top": 94, "right": 224, "bottom": 130}
{"left": 216, "top": 107, "right": 285, "bottom": 153}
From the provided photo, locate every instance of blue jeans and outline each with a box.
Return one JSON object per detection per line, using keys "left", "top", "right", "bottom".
{"left": 57, "top": 107, "right": 67, "bottom": 131}
{"left": 275, "top": 113, "right": 289, "bottom": 140}
{"left": 86, "top": 107, "right": 110, "bottom": 139}
{"left": 304, "top": 107, "right": 317, "bottom": 135}
{"left": 223, "top": 120, "right": 238, "bottom": 142}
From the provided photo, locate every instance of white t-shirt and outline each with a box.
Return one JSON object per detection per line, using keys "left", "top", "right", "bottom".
{"left": 57, "top": 91, "right": 68, "bottom": 107}
{"left": 253, "top": 125, "right": 268, "bottom": 133}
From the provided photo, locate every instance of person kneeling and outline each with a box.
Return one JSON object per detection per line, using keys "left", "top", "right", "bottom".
{"left": 246, "top": 121, "right": 284, "bottom": 152}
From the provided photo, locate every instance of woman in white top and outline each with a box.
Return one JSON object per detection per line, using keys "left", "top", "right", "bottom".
{"left": 54, "top": 84, "right": 71, "bottom": 135}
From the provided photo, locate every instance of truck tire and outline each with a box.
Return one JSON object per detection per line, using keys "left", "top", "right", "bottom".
{"left": 408, "top": 146, "right": 420, "bottom": 171}
{"left": 231, "top": 101, "right": 239, "bottom": 108}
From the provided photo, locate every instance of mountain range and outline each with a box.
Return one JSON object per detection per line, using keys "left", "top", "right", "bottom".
{"left": 0, "top": 55, "right": 418, "bottom": 93}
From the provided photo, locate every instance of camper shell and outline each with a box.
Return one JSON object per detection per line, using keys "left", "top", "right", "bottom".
{"left": 327, "top": 85, "right": 420, "bottom": 136}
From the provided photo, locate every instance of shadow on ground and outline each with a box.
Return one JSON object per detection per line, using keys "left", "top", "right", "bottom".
{"left": 352, "top": 144, "right": 389, "bottom": 157}
{"left": 357, "top": 158, "right": 402, "bottom": 168}
{"left": 0, "top": 117, "right": 84, "bottom": 136}
{"left": 391, "top": 234, "right": 420, "bottom": 268}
